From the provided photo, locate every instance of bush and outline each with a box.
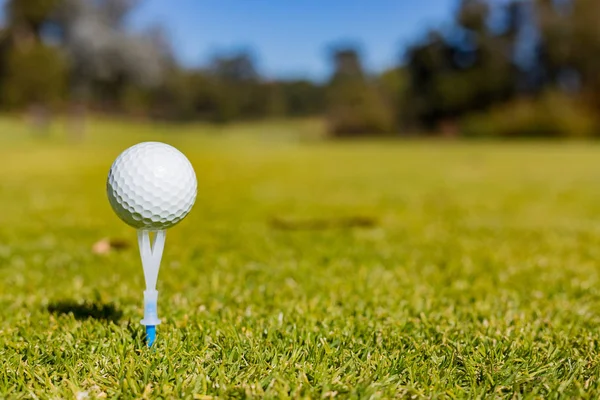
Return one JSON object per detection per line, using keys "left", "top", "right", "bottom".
{"left": 326, "top": 83, "right": 394, "bottom": 137}
{"left": 460, "top": 92, "right": 599, "bottom": 139}
{"left": 2, "top": 43, "right": 66, "bottom": 108}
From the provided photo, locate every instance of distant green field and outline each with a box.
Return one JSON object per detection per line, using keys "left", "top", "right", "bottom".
{"left": 2, "top": 117, "right": 600, "bottom": 398}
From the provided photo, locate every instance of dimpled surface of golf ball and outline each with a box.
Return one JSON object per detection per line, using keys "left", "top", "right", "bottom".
{"left": 107, "top": 142, "right": 197, "bottom": 230}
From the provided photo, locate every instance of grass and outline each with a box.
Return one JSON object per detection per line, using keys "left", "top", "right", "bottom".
{"left": 1, "top": 117, "right": 600, "bottom": 398}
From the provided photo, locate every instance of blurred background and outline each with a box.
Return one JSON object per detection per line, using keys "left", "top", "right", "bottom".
{"left": 1, "top": 0, "right": 599, "bottom": 139}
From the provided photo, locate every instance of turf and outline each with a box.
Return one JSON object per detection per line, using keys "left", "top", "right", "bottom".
{"left": 1, "top": 117, "right": 600, "bottom": 398}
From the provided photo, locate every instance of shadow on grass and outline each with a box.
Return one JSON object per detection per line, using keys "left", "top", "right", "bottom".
{"left": 270, "top": 215, "right": 378, "bottom": 231}
{"left": 47, "top": 300, "right": 123, "bottom": 322}
{"left": 126, "top": 322, "right": 144, "bottom": 343}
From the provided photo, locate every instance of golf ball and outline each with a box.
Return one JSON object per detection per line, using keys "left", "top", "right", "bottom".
{"left": 107, "top": 142, "right": 197, "bottom": 230}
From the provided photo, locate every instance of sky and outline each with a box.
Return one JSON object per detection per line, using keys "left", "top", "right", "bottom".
{"left": 128, "top": 0, "right": 457, "bottom": 80}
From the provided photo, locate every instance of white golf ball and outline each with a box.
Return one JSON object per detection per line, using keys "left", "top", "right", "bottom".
{"left": 107, "top": 142, "right": 197, "bottom": 230}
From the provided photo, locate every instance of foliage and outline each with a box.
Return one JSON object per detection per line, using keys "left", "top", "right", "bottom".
{"left": 2, "top": 42, "right": 66, "bottom": 108}
{"left": 403, "top": 0, "right": 525, "bottom": 129}
{"left": 279, "top": 79, "right": 325, "bottom": 117}
{"left": 6, "top": 0, "right": 61, "bottom": 34}
{"left": 535, "top": 0, "right": 600, "bottom": 110}
{"left": 326, "top": 47, "right": 394, "bottom": 136}
{"left": 400, "top": 0, "right": 600, "bottom": 135}
{"left": 2, "top": 0, "right": 600, "bottom": 137}
{"left": 377, "top": 67, "right": 406, "bottom": 128}
{"left": 461, "top": 92, "right": 599, "bottom": 138}
{"left": 52, "top": 0, "right": 166, "bottom": 99}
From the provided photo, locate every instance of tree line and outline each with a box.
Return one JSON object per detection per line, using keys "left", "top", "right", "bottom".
{"left": 2, "top": 0, "right": 600, "bottom": 138}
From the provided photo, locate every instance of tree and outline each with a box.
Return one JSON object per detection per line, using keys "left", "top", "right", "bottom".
{"left": 2, "top": 42, "right": 66, "bottom": 109}
{"left": 1, "top": 0, "right": 67, "bottom": 133}
{"left": 403, "top": 0, "right": 528, "bottom": 133}
{"left": 207, "top": 50, "right": 263, "bottom": 122}
{"left": 280, "top": 79, "right": 325, "bottom": 117}
{"left": 48, "top": 0, "right": 168, "bottom": 136}
{"left": 6, "top": 0, "right": 62, "bottom": 41}
{"left": 534, "top": 0, "right": 600, "bottom": 110}
{"left": 377, "top": 67, "right": 406, "bottom": 132}
{"left": 326, "top": 46, "right": 393, "bottom": 137}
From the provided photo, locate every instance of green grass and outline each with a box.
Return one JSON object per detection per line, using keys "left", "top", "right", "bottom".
{"left": 2, "top": 117, "right": 600, "bottom": 398}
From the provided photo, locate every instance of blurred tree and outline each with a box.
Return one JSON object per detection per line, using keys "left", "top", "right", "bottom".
{"left": 153, "top": 69, "right": 220, "bottom": 122}
{"left": 377, "top": 67, "right": 406, "bottom": 131}
{"left": 404, "top": 0, "right": 527, "bottom": 134}
{"left": 535, "top": 0, "right": 600, "bottom": 111}
{"left": 6, "top": 0, "right": 62, "bottom": 42}
{"left": 326, "top": 46, "right": 393, "bottom": 137}
{"left": 263, "top": 81, "right": 286, "bottom": 118}
{"left": 207, "top": 50, "right": 263, "bottom": 122}
{"left": 280, "top": 80, "right": 325, "bottom": 117}
{"left": 2, "top": 43, "right": 66, "bottom": 108}
{"left": 210, "top": 52, "right": 259, "bottom": 83}
{"left": 10, "top": 0, "right": 599, "bottom": 139}
{"left": 56, "top": 0, "right": 165, "bottom": 91}
{"left": 49, "top": 0, "right": 167, "bottom": 136}
{"left": 2, "top": 0, "right": 67, "bottom": 133}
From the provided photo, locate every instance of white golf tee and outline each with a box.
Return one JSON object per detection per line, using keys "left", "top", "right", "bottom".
{"left": 137, "top": 229, "right": 166, "bottom": 346}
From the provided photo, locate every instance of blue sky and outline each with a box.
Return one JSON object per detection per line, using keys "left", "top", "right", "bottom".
{"left": 128, "top": 1, "right": 457, "bottom": 80}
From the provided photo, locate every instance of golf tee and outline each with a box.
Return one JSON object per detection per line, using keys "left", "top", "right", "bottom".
{"left": 137, "top": 230, "right": 166, "bottom": 347}
{"left": 146, "top": 326, "right": 156, "bottom": 347}
{"left": 141, "top": 289, "right": 161, "bottom": 346}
